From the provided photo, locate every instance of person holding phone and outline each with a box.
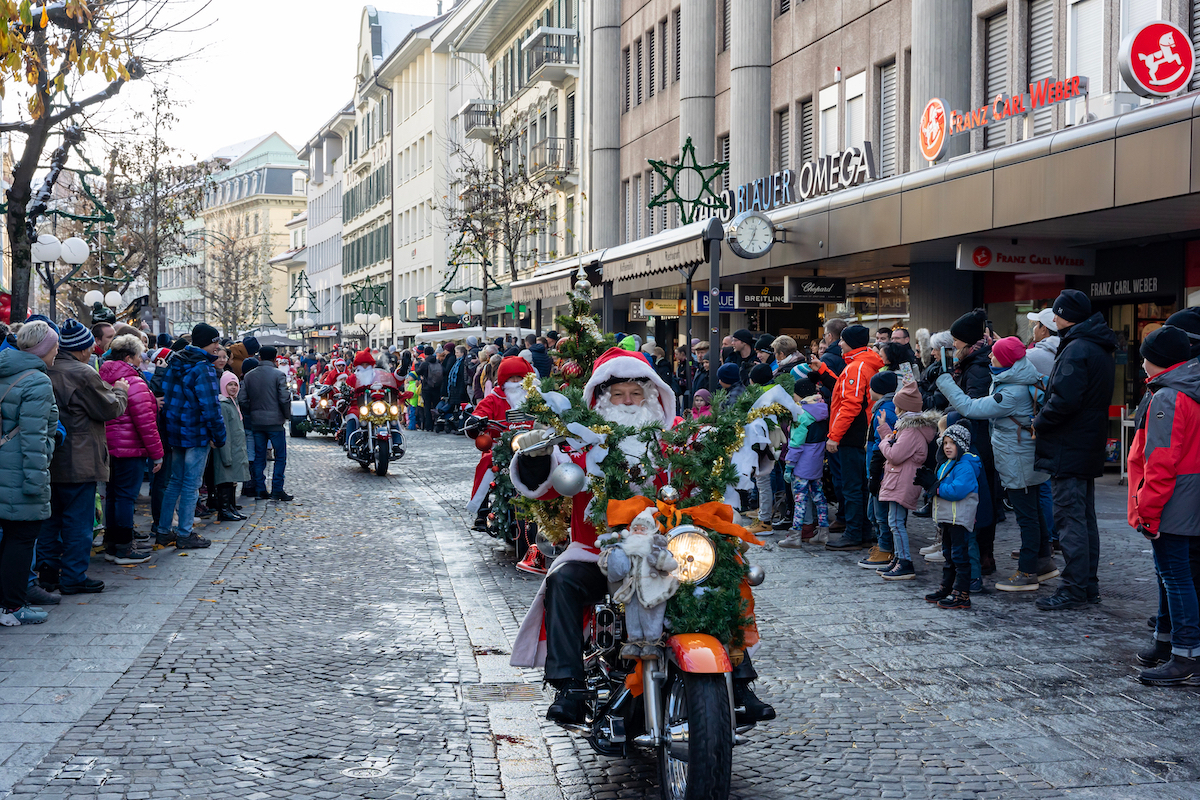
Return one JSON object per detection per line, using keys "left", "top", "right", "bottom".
{"left": 1127, "top": 326, "right": 1200, "bottom": 686}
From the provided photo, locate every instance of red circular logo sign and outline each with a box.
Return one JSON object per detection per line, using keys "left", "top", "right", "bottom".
{"left": 972, "top": 246, "right": 992, "bottom": 268}
{"left": 919, "top": 98, "right": 948, "bottom": 163}
{"left": 1120, "top": 21, "right": 1195, "bottom": 98}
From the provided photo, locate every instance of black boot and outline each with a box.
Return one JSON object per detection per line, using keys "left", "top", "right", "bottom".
{"left": 546, "top": 680, "right": 588, "bottom": 726}
{"left": 732, "top": 680, "right": 776, "bottom": 725}
{"left": 217, "top": 486, "right": 247, "bottom": 522}
{"left": 1138, "top": 655, "right": 1200, "bottom": 686}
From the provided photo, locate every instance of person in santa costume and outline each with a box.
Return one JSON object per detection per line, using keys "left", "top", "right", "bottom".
{"left": 320, "top": 357, "right": 349, "bottom": 387}
{"left": 508, "top": 347, "right": 775, "bottom": 727}
{"left": 464, "top": 356, "right": 539, "bottom": 559}
{"left": 341, "top": 349, "right": 405, "bottom": 452}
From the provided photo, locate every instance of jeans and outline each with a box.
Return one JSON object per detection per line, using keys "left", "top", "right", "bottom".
{"left": 886, "top": 501, "right": 910, "bottom": 560}
{"left": 159, "top": 446, "right": 210, "bottom": 539}
{"left": 0, "top": 520, "right": 40, "bottom": 610}
{"left": 37, "top": 482, "right": 97, "bottom": 586}
{"left": 252, "top": 430, "right": 288, "bottom": 495}
{"left": 407, "top": 405, "right": 419, "bottom": 430}
{"left": 755, "top": 464, "right": 774, "bottom": 523}
{"left": 1152, "top": 534, "right": 1200, "bottom": 658}
{"left": 869, "top": 495, "right": 890, "bottom": 552}
{"left": 105, "top": 457, "right": 146, "bottom": 543}
{"left": 1052, "top": 476, "right": 1100, "bottom": 602}
{"left": 940, "top": 523, "right": 971, "bottom": 593}
{"left": 838, "top": 446, "right": 867, "bottom": 543}
{"left": 1008, "top": 485, "right": 1052, "bottom": 574}
{"left": 150, "top": 447, "right": 173, "bottom": 532}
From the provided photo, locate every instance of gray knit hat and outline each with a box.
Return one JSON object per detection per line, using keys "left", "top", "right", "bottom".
{"left": 942, "top": 423, "right": 971, "bottom": 454}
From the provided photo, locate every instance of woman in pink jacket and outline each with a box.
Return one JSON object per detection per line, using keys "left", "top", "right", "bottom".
{"left": 99, "top": 335, "right": 164, "bottom": 564}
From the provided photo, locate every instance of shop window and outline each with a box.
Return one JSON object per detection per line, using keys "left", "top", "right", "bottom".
{"left": 1028, "top": 0, "right": 1055, "bottom": 135}
{"left": 984, "top": 12, "right": 1008, "bottom": 149}
{"left": 1068, "top": 0, "right": 1103, "bottom": 124}
{"left": 818, "top": 84, "right": 839, "bottom": 156}
{"left": 845, "top": 72, "right": 865, "bottom": 151}
{"left": 878, "top": 62, "right": 897, "bottom": 176}
{"left": 825, "top": 277, "right": 909, "bottom": 327}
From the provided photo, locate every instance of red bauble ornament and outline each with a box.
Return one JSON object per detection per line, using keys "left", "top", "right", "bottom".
{"left": 475, "top": 433, "right": 494, "bottom": 451}
{"left": 561, "top": 360, "right": 582, "bottom": 379}
{"left": 491, "top": 464, "right": 501, "bottom": 473}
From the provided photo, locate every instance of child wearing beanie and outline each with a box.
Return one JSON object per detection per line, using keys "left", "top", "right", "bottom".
{"left": 929, "top": 424, "right": 982, "bottom": 609}
{"left": 690, "top": 388, "right": 713, "bottom": 418}
{"left": 780, "top": 378, "right": 830, "bottom": 548}
{"left": 874, "top": 381, "right": 938, "bottom": 580}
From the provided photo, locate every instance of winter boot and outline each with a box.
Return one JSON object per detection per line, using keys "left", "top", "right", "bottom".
{"left": 1138, "top": 656, "right": 1200, "bottom": 686}
{"left": 925, "top": 585, "right": 952, "bottom": 603}
{"left": 546, "top": 681, "right": 588, "bottom": 726}
{"left": 881, "top": 559, "right": 916, "bottom": 580}
{"left": 937, "top": 590, "right": 971, "bottom": 610}
{"left": 733, "top": 680, "right": 776, "bottom": 725}
{"left": 1136, "top": 638, "right": 1174, "bottom": 668}
{"left": 217, "top": 486, "right": 248, "bottom": 522}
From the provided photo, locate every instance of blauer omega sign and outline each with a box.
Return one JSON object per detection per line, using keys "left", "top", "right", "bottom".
{"left": 700, "top": 142, "right": 879, "bottom": 222}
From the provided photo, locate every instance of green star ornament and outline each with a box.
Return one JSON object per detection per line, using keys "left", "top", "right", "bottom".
{"left": 647, "top": 136, "right": 729, "bottom": 225}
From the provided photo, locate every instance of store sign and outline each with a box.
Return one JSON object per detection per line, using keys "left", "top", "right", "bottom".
{"left": 1088, "top": 276, "right": 1165, "bottom": 300}
{"left": 734, "top": 285, "right": 791, "bottom": 309}
{"left": 640, "top": 298, "right": 685, "bottom": 317}
{"left": 920, "top": 75, "right": 1089, "bottom": 162}
{"left": 783, "top": 276, "right": 847, "bottom": 303}
{"left": 1119, "top": 21, "right": 1195, "bottom": 98}
{"left": 314, "top": 330, "right": 338, "bottom": 338}
{"left": 698, "top": 143, "right": 878, "bottom": 222}
{"left": 693, "top": 291, "right": 744, "bottom": 314}
{"left": 955, "top": 239, "right": 1095, "bottom": 276}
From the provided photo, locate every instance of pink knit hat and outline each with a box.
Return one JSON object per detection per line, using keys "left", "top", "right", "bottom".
{"left": 992, "top": 336, "right": 1026, "bottom": 368}
{"left": 893, "top": 380, "right": 923, "bottom": 413}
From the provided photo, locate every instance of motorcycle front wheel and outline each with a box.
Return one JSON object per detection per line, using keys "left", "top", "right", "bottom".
{"left": 374, "top": 438, "right": 389, "bottom": 476}
{"left": 659, "top": 671, "right": 732, "bottom": 800}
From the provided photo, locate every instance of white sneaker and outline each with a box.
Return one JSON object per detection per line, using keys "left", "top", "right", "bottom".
{"left": 919, "top": 540, "right": 942, "bottom": 556}
{"left": 924, "top": 551, "right": 945, "bottom": 563}
{"left": 0, "top": 610, "right": 19, "bottom": 627}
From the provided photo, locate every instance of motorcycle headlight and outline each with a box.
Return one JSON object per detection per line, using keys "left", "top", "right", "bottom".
{"left": 389, "top": 405, "right": 399, "bottom": 415}
{"left": 371, "top": 401, "right": 387, "bottom": 416}
{"left": 666, "top": 525, "right": 716, "bottom": 584}
{"left": 320, "top": 399, "right": 328, "bottom": 407}
{"left": 359, "top": 405, "right": 368, "bottom": 416}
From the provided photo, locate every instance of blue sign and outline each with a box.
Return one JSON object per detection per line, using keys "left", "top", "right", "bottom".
{"left": 693, "top": 291, "right": 745, "bottom": 313}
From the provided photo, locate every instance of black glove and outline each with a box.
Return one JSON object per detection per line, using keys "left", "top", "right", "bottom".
{"left": 463, "top": 415, "right": 486, "bottom": 438}
{"left": 1138, "top": 524, "right": 1160, "bottom": 541}
{"left": 913, "top": 466, "right": 936, "bottom": 490}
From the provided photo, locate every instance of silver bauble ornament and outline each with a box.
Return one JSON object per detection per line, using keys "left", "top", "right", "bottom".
{"left": 746, "top": 564, "right": 766, "bottom": 586}
{"left": 549, "top": 462, "right": 588, "bottom": 496}
{"left": 575, "top": 278, "right": 591, "bottom": 293}
{"left": 657, "top": 485, "right": 681, "bottom": 504}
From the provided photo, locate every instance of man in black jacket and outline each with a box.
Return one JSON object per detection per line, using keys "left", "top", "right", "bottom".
{"left": 240, "top": 346, "right": 293, "bottom": 501}
{"left": 525, "top": 334, "right": 552, "bottom": 378}
{"left": 1032, "top": 290, "right": 1117, "bottom": 611}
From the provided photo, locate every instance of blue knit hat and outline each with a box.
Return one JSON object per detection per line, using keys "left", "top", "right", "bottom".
{"left": 59, "top": 318, "right": 94, "bottom": 352}
{"left": 25, "top": 314, "right": 59, "bottom": 335}
{"left": 717, "top": 362, "right": 740, "bottom": 385}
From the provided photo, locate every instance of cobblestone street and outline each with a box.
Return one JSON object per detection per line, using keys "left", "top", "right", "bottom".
{"left": 1, "top": 430, "right": 1198, "bottom": 799}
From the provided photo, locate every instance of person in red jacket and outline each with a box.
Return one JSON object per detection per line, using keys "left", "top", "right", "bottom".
{"left": 810, "top": 324, "right": 884, "bottom": 550}
{"left": 1128, "top": 325, "right": 1200, "bottom": 686}
{"left": 463, "top": 356, "right": 537, "bottom": 534}
{"left": 99, "top": 335, "right": 164, "bottom": 564}
{"left": 321, "top": 357, "right": 348, "bottom": 386}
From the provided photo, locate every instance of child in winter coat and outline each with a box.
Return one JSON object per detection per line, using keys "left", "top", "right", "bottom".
{"left": 862, "top": 371, "right": 899, "bottom": 569}
{"left": 875, "top": 381, "right": 939, "bottom": 580}
{"left": 214, "top": 373, "right": 250, "bottom": 521}
{"left": 779, "top": 378, "right": 829, "bottom": 548}
{"left": 928, "top": 423, "right": 983, "bottom": 609}
{"left": 404, "top": 371, "right": 421, "bottom": 430}
{"left": 691, "top": 389, "right": 713, "bottom": 418}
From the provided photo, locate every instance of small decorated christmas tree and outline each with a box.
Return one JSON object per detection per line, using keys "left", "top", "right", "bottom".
{"left": 547, "top": 271, "right": 613, "bottom": 391}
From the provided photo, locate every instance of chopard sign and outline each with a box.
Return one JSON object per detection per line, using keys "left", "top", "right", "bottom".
{"left": 784, "top": 276, "right": 847, "bottom": 303}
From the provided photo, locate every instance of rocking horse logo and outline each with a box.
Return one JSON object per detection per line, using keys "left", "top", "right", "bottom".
{"left": 1121, "top": 21, "right": 1195, "bottom": 98}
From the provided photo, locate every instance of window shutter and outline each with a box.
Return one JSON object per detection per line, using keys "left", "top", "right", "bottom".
{"left": 674, "top": 10, "right": 681, "bottom": 82}
{"left": 776, "top": 108, "right": 790, "bottom": 170}
{"left": 722, "top": 0, "right": 731, "bottom": 52}
{"left": 1070, "top": 0, "right": 1103, "bottom": 124}
{"left": 799, "top": 100, "right": 814, "bottom": 163}
{"left": 648, "top": 28, "right": 656, "bottom": 98}
{"left": 636, "top": 39, "right": 643, "bottom": 105}
{"left": 719, "top": 136, "right": 730, "bottom": 191}
{"left": 879, "top": 62, "right": 897, "bottom": 177}
{"left": 780, "top": 0, "right": 790, "bottom": 13}
{"left": 624, "top": 48, "right": 631, "bottom": 112}
{"left": 660, "top": 20, "right": 669, "bottom": 90}
{"left": 1028, "top": 0, "right": 1054, "bottom": 134}
{"left": 984, "top": 12, "right": 1008, "bottom": 149}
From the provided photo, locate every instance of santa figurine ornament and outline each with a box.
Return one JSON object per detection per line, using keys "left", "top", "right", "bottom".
{"left": 597, "top": 507, "right": 679, "bottom": 660}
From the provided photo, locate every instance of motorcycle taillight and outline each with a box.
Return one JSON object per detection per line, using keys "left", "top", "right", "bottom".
{"left": 591, "top": 604, "right": 621, "bottom": 652}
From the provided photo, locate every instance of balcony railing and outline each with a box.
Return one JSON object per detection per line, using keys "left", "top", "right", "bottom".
{"left": 529, "top": 137, "right": 578, "bottom": 182}
{"left": 523, "top": 28, "right": 579, "bottom": 85}
{"left": 462, "top": 102, "right": 497, "bottom": 141}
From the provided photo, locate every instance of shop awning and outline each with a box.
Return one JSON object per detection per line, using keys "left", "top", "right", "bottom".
{"left": 600, "top": 219, "right": 709, "bottom": 285}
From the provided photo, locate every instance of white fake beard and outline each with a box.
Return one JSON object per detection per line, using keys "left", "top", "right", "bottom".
{"left": 354, "top": 366, "right": 376, "bottom": 385}
{"left": 595, "top": 384, "right": 664, "bottom": 428}
{"left": 503, "top": 382, "right": 527, "bottom": 410}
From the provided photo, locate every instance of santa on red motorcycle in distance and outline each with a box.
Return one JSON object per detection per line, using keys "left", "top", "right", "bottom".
{"left": 321, "top": 357, "right": 350, "bottom": 387}
{"left": 508, "top": 347, "right": 776, "bottom": 728}
{"left": 341, "top": 349, "right": 408, "bottom": 450}
{"left": 464, "top": 356, "right": 537, "bottom": 531}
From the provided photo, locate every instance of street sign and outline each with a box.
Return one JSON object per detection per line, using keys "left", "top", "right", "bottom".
{"left": 734, "top": 285, "right": 791, "bottom": 309}
{"left": 640, "top": 298, "right": 685, "bottom": 317}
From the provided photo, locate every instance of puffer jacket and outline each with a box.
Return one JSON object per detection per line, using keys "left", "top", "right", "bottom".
{"left": 783, "top": 400, "right": 829, "bottom": 481}
{"left": 878, "top": 411, "right": 940, "bottom": 509}
{"left": 933, "top": 451, "right": 982, "bottom": 529}
{"left": 162, "top": 346, "right": 226, "bottom": 449}
{"left": 529, "top": 343, "right": 552, "bottom": 378}
{"left": 936, "top": 357, "right": 1048, "bottom": 490}
{"left": 1127, "top": 359, "right": 1200, "bottom": 536}
{"left": 47, "top": 350, "right": 127, "bottom": 483}
{"left": 1033, "top": 313, "right": 1118, "bottom": 478}
{"left": 99, "top": 360, "right": 164, "bottom": 461}
{"left": 0, "top": 349, "right": 59, "bottom": 521}
{"left": 815, "top": 344, "right": 885, "bottom": 448}
{"left": 1025, "top": 336, "right": 1059, "bottom": 379}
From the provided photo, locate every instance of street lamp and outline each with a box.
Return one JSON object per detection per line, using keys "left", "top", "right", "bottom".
{"left": 353, "top": 311, "right": 380, "bottom": 340}
{"left": 33, "top": 234, "right": 91, "bottom": 323}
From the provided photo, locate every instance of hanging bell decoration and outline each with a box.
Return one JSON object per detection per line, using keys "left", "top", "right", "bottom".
{"left": 549, "top": 462, "right": 588, "bottom": 496}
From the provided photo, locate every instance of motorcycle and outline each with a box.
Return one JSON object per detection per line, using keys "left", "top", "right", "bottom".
{"left": 288, "top": 378, "right": 310, "bottom": 438}
{"left": 305, "top": 383, "right": 343, "bottom": 437}
{"left": 344, "top": 372, "right": 408, "bottom": 476}
{"left": 466, "top": 412, "right": 540, "bottom": 560}
{"left": 566, "top": 522, "right": 766, "bottom": 800}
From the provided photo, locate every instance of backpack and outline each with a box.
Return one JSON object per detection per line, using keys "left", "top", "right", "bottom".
{"left": 425, "top": 362, "right": 444, "bottom": 389}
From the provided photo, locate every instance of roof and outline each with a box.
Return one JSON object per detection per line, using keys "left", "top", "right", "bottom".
{"left": 375, "top": 10, "right": 434, "bottom": 57}
{"left": 210, "top": 133, "right": 272, "bottom": 162}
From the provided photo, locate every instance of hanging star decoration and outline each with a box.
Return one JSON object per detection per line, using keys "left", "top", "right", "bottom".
{"left": 349, "top": 276, "right": 389, "bottom": 315}
{"left": 647, "top": 136, "right": 729, "bottom": 225}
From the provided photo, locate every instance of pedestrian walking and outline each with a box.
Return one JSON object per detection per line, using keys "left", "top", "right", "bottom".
{"left": 1127, "top": 326, "right": 1200, "bottom": 685}
{"left": 240, "top": 345, "right": 293, "bottom": 501}
{"left": 1033, "top": 290, "right": 1117, "bottom": 611}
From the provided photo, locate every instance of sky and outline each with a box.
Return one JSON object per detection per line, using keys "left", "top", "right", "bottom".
{"left": 93, "top": 0, "right": 443, "bottom": 162}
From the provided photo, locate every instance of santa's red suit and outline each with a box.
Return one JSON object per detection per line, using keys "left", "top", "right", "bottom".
{"left": 321, "top": 359, "right": 349, "bottom": 386}
{"left": 467, "top": 356, "right": 538, "bottom": 513}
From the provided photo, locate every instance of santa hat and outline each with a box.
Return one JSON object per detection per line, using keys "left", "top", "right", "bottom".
{"left": 583, "top": 347, "right": 676, "bottom": 423}
{"left": 497, "top": 355, "right": 535, "bottom": 386}
{"left": 352, "top": 349, "right": 375, "bottom": 368}
{"left": 333, "top": 358, "right": 346, "bottom": 368}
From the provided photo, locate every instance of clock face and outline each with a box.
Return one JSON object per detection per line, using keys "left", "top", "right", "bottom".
{"left": 731, "top": 212, "right": 775, "bottom": 258}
